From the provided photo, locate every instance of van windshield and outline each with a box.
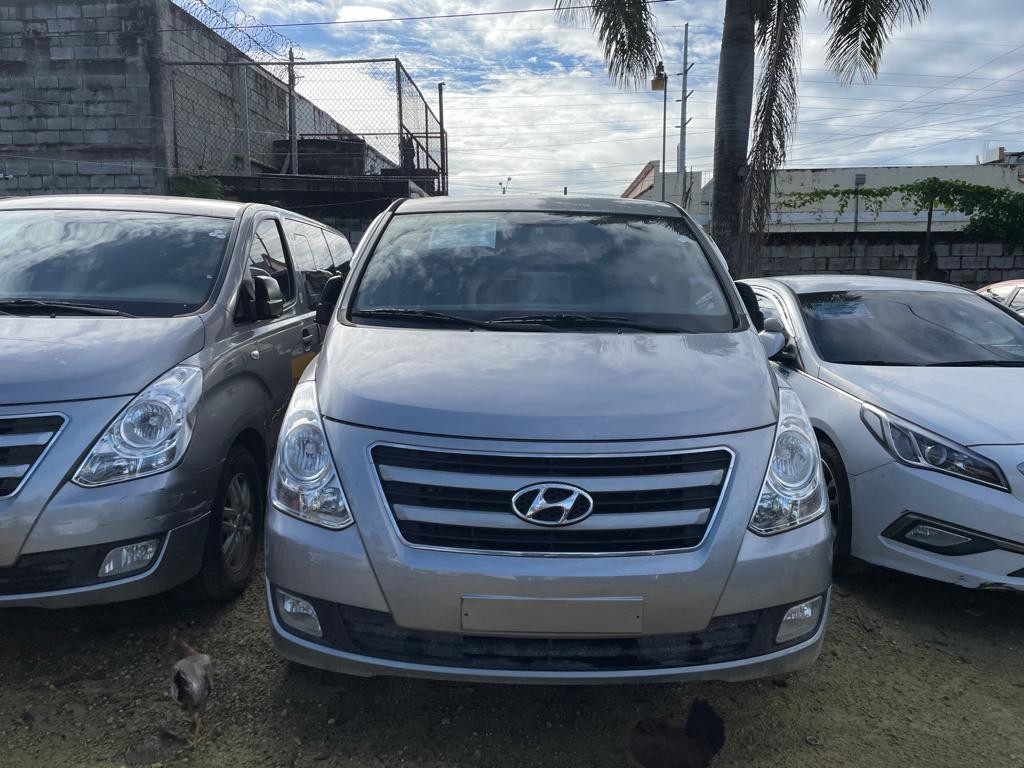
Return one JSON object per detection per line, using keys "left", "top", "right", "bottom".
{"left": 351, "top": 211, "right": 736, "bottom": 332}
{"left": 0, "top": 209, "right": 232, "bottom": 317}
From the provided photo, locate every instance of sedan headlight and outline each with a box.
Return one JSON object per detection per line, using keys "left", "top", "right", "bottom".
{"left": 860, "top": 404, "right": 1009, "bottom": 491}
{"left": 73, "top": 366, "right": 202, "bottom": 487}
{"left": 269, "top": 381, "right": 352, "bottom": 530}
{"left": 749, "top": 388, "right": 827, "bottom": 535}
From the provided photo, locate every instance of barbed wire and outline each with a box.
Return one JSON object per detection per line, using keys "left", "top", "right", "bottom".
{"left": 171, "top": 0, "right": 302, "bottom": 62}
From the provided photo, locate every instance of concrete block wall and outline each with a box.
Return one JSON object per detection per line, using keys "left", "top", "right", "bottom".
{"left": 761, "top": 233, "right": 1024, "bottom": 289}
{"left": 0, "top": 0, "right": 165, "bottom": 195}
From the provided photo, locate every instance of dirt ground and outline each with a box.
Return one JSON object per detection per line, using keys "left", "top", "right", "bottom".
{"left": 1, "top": 566, "right": 1022, "bottom": 768}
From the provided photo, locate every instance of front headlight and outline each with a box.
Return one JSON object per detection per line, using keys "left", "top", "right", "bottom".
{"left": 860, "top": 404, "right": 1009, "bottom": 491}
{"left": 73, "top": 366, "right": 202, "bottom": 487}
{"left": 269, "top": 382, "right": 352, "bottom": 530}
{"left": 749, "top": 388, "right": 827, "bottom": 535}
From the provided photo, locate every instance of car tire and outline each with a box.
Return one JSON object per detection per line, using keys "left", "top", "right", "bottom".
{"left": 819, "top": 439, "right": 854, "bottom": 575}
{"left": 192, "top": 446, "right": 263, "bottom": 603}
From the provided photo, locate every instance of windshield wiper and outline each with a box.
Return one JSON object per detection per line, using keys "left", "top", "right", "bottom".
{"left": 351, "top": 308, "right": 494, "bottom": 330}
{"left": 924, "top": 360, "right": 1024, "bottom": 367}
{"left": 0, "top": 299, "right": 134, "bottom": 317}
{"left": 491, "top": 313, "right": 680, "bottom": 333}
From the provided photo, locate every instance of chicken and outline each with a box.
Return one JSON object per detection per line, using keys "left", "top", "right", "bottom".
{"left": 168, "top": 633, "right": 212, "bottom": 748}
{"left": 627, "top": 698, "right": 725, "bottom": 768}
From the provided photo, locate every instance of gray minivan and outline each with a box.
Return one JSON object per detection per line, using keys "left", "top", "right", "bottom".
{"left": 0, "top": 195, "right": 351, "bottom": 607}
{"left": 265, "top": 196, "right": 834, "bottom": 684}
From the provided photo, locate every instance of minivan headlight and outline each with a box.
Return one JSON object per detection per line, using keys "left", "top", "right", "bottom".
{"left": 860, "top": 404, "right": 1009, "bottom": 491}
{"left": 270, "top": 382, "right": 352, "bottom": 530}
{"left": 73, "top": 366, "right": 202, "bottom": 487}
{"left": 749, "top": 388, "right": 827, "bottom": 535}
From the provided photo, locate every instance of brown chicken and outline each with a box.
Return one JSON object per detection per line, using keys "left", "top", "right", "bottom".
{"left": 168, "top": 634, "right": 212, "bottom": 748}
{"left": 627, "top": 698, "right": 725, "bottom": 768}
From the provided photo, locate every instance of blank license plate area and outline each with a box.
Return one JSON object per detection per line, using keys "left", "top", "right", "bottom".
{"left": 461, "top": 596, "right": 644, "bottom": 636}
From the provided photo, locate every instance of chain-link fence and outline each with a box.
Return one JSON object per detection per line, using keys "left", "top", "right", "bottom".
{"left": 165, "top": 57, "right": 447, "bottom": 194}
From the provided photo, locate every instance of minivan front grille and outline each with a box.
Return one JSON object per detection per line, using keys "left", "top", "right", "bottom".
{"left": 371, "top": 445, "right": 733, "bottom": 555}
{"left": 0, "top": 415, "right": 65, "bottom": 498}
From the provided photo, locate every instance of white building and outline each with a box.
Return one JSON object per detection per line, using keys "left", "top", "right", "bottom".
{"left": 622, "top": 148, "right": 1024, "bottom": 233}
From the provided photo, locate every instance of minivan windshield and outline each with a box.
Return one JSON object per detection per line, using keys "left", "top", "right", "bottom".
{"left": 351, "top": 211, "right": 735, "bottom": 332}
{"left": 799, "top": 289, "right": 1024, "bottom": 366}
{"left": 0, "top": 210, "right": 232, "bottom": 317}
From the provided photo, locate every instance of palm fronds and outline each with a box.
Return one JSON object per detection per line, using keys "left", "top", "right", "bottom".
{"left": 821, "top": 0, "right": 931, "bottom": 83}
{"left": 555, "top": 0, "right": 661, "bottom": 89}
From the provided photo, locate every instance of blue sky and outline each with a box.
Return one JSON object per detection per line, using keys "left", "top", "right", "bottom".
{"left": 211, "top": 0, "right": 1024, "bottom": 196}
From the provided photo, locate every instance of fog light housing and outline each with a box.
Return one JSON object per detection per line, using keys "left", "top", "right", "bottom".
{"left": 776, "top": 596, "right": 823, "bottom": 644}
{"left": 904, "top": 524, "right": 971, "bottom": 548}
{"left": 275, "top": 589, "right": 322, "bottom": 638}
{"left": 98, "top": 539, "right": 159, "bottom": 578}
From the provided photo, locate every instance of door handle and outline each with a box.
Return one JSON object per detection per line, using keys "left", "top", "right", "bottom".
{"left": 301, "top": 328, "right": 314, "bottom": 339}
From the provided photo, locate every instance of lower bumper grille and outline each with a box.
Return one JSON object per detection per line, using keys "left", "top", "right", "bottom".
{"left": 276, "top": 594, "right": 822, "bottom": 672}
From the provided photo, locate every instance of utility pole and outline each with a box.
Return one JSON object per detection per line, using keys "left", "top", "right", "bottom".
{"left": 676, "top": 23, "right": 694, "bottom": 205}
{"left": 651, "top": 62, "right": 668, "bottom": 202}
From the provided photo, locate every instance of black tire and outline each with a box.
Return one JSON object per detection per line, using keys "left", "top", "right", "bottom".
{"left": 819, "top": 439, "right": 854, "bottom": 575}
{"left": 192, "top": 446, "right": 263, "bottom": 603}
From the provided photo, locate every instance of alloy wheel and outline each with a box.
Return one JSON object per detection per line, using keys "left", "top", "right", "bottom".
{"left": 221, "top": 472, "right": 255, "bottom": 575}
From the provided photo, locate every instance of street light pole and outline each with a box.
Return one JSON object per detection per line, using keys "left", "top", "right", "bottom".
{"left": 651, "top": 62, "right": 668, "bottom": 202}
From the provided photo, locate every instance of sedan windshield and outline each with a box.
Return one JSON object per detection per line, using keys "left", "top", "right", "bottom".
{"left": 799, "top": 289, "right": 1024, "bottom": 366}
{"left": 0, "top": 210, "right": 232, "bottom": 317}
{"left": 351, "top": 211, "right": 735, "bottom": 332}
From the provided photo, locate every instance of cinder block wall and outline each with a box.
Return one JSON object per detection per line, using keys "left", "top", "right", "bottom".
{"left": 0, "top": 0, "right": 166, "bottom": 195}
{"left": 761, "top": 234, "right": 1024, "bottom": 289}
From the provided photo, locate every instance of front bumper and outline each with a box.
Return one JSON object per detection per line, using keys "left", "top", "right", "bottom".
{"left": 850, "top": 456, "right": 1024, "bottom": 591}
{"left": 267, "top": 581, "right": 829, "bottom": 684}
{"left": 0, "top": 512, "right": 209, "bottom": 608}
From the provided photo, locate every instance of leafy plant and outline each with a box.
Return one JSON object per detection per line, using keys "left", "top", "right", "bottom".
{"left": 169, "top": 175, "right": 226, "bottom": 200}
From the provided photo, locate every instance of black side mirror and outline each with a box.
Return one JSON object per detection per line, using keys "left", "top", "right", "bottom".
{"left": 735, "top": 282, "right": 764, "bottom": 332}
{"left": 254, "top": 274, "right": 284, "bottom": 319}
{"left": 315, "top": 274, "right": 347, "bottom": 325}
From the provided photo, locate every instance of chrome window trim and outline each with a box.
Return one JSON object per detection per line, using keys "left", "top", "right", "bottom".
{"left": 365, "top": 440, "right": 737, "bottom": 558}
{"left": 0, "top": 411, "right": 68, "bottom": 500}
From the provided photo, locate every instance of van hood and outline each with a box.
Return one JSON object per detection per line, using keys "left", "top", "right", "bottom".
{"left": 820, "top": 364, "right": 1024, "bottom": 446}
{"left": 315, "top": 326, "right": 778, "bottom": 441}
{"left": 0, "top": 316, "right": 206, "bottom": 405}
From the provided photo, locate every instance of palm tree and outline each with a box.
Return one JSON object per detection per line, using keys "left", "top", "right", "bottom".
{"left": 561, "top": 0, "right": 931, "bottom": 276}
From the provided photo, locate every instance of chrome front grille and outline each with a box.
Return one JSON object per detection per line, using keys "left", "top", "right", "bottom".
{"left": 371, "top": 445, "right": 733, "bottom": 555}
{"left": 0, "top": 414, "right": 65, "bottom": 498}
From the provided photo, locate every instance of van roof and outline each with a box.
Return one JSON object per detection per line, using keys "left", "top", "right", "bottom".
{"left": 0, "top": 194, "right": 249, "bottom": 219}
{"left": 395, "top": 195, "right": 684, "bottom": 217}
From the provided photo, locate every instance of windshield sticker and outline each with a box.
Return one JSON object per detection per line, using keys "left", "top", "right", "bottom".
{"left": 208, "top": 229, "right": 227, "bottom": 240}
{"left": 807, "top": 300, "right": 871, "bottom": 319}
{"left": 429, "top": 223, "right": 496, "bottom": 250}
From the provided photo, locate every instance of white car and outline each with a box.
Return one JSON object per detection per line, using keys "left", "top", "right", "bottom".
{"left": 743, "top": 275, "right": 1024, "bottom": 591}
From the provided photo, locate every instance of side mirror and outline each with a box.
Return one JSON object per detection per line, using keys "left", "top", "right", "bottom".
{"left": 759, "top": 316, "right": 787, "bottom": 359}
{"left": 315, "top": 274, "right": 346, "bottom": 326}
{"left": 735, "top": 282, "right": 764, "bottom": 332}
{"left": 254, "top": 274, "right": 284, "bottom": 319}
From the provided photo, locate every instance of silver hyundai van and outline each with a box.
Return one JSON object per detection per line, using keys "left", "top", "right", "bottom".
{"left": 265, "top": 196, "right": 832, "bottom": 684}
{"left": 0, "top": 195, "right": 352, "bottom": 607}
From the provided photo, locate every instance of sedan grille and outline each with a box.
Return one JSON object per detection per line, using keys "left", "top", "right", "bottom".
{"left": 372, "top": 445, "right": 732, "bottom": 554}
{"left": 0, "top": 415, "right": 65, "bottom": 498}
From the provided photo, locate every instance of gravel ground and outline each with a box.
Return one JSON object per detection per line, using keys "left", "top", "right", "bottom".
{"left": 2, "top": 566, "right": 1022, "bottom": 768}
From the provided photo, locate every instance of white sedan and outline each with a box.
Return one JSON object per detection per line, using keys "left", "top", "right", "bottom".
{"left": 743, "top": 275, "right": 1024, "bottom": 591}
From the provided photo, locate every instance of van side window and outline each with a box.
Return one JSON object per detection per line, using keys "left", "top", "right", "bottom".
{"left": 755, "top": 292, "right": 785, "bottom": 326}
{"left": 287, "top": 222, "right": 332, "bottom": 307}
{"left": 307, "top": 226, "right": 335, "bottom": 272}
{"left": 324, "top": 231, "right": 353, "bottom": 280}
{"left": 248, "top": 219, "right": 293, "bottom": 301}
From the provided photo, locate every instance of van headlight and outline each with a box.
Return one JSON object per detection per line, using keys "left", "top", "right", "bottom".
{"left": 73, "top": 366, "right": 202, "bottom": 487}
{"left": 749, "top": 387, "right": 827, "bottom": 535}
{"left": 270, "top": 381, "right": 352, "bottom": 530}
{"left": 860, "top": 404, "right": 1009, "bottom": 491}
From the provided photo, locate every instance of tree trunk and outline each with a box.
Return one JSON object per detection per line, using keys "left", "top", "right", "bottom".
{"left": 711, "top": 0, "right": 756, "bottom": 276}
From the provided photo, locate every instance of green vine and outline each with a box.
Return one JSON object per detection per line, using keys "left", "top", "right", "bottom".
{"left": 781, "top": 177, "right": 1024, "bottom": 246}
{"left": 169, "top": 175, "right": 225, "bottom": 200}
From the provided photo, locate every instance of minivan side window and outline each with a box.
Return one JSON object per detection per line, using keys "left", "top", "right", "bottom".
{"left": 287, "top": 221, "right": 333, "bottom": 307}
{"left": 755, "top": 292, "right": 786, "bottom": 327}
{"left": 248, "top": 219, "right": 294, "bottom": 301}
{"left": 324, "top": 231, "right": 353, "bottom": 280}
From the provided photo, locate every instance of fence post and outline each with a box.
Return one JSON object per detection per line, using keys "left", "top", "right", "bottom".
{"left": 437, "top": 82, "right": 446, "bottom": 194}
{"left": 288, "top": 48, "right": 298, "bottom": 175}
{"left": 395, "top": 59, "right": 404, "bottom": 171}
{"left": 239, "top": 63, "right": 252, "bottom": 175}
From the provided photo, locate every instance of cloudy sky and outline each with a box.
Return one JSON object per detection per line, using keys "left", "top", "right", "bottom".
{"left": 225, "top": 0, "right": 1023, "bottom": 197}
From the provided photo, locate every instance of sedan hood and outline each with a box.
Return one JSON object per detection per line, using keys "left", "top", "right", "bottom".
{"left": 315, "top": 326, "right": 777, "bottom": 441}
{"left": 0, "top": 316, "right": 205, "bottom": 405}
{"left": 820, "top": 364, "right": 1024, "bottom": 446}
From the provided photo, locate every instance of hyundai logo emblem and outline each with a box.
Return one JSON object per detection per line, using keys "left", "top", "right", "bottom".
{"left": 511, "top": 483, "right": 594, "bottom": 527}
